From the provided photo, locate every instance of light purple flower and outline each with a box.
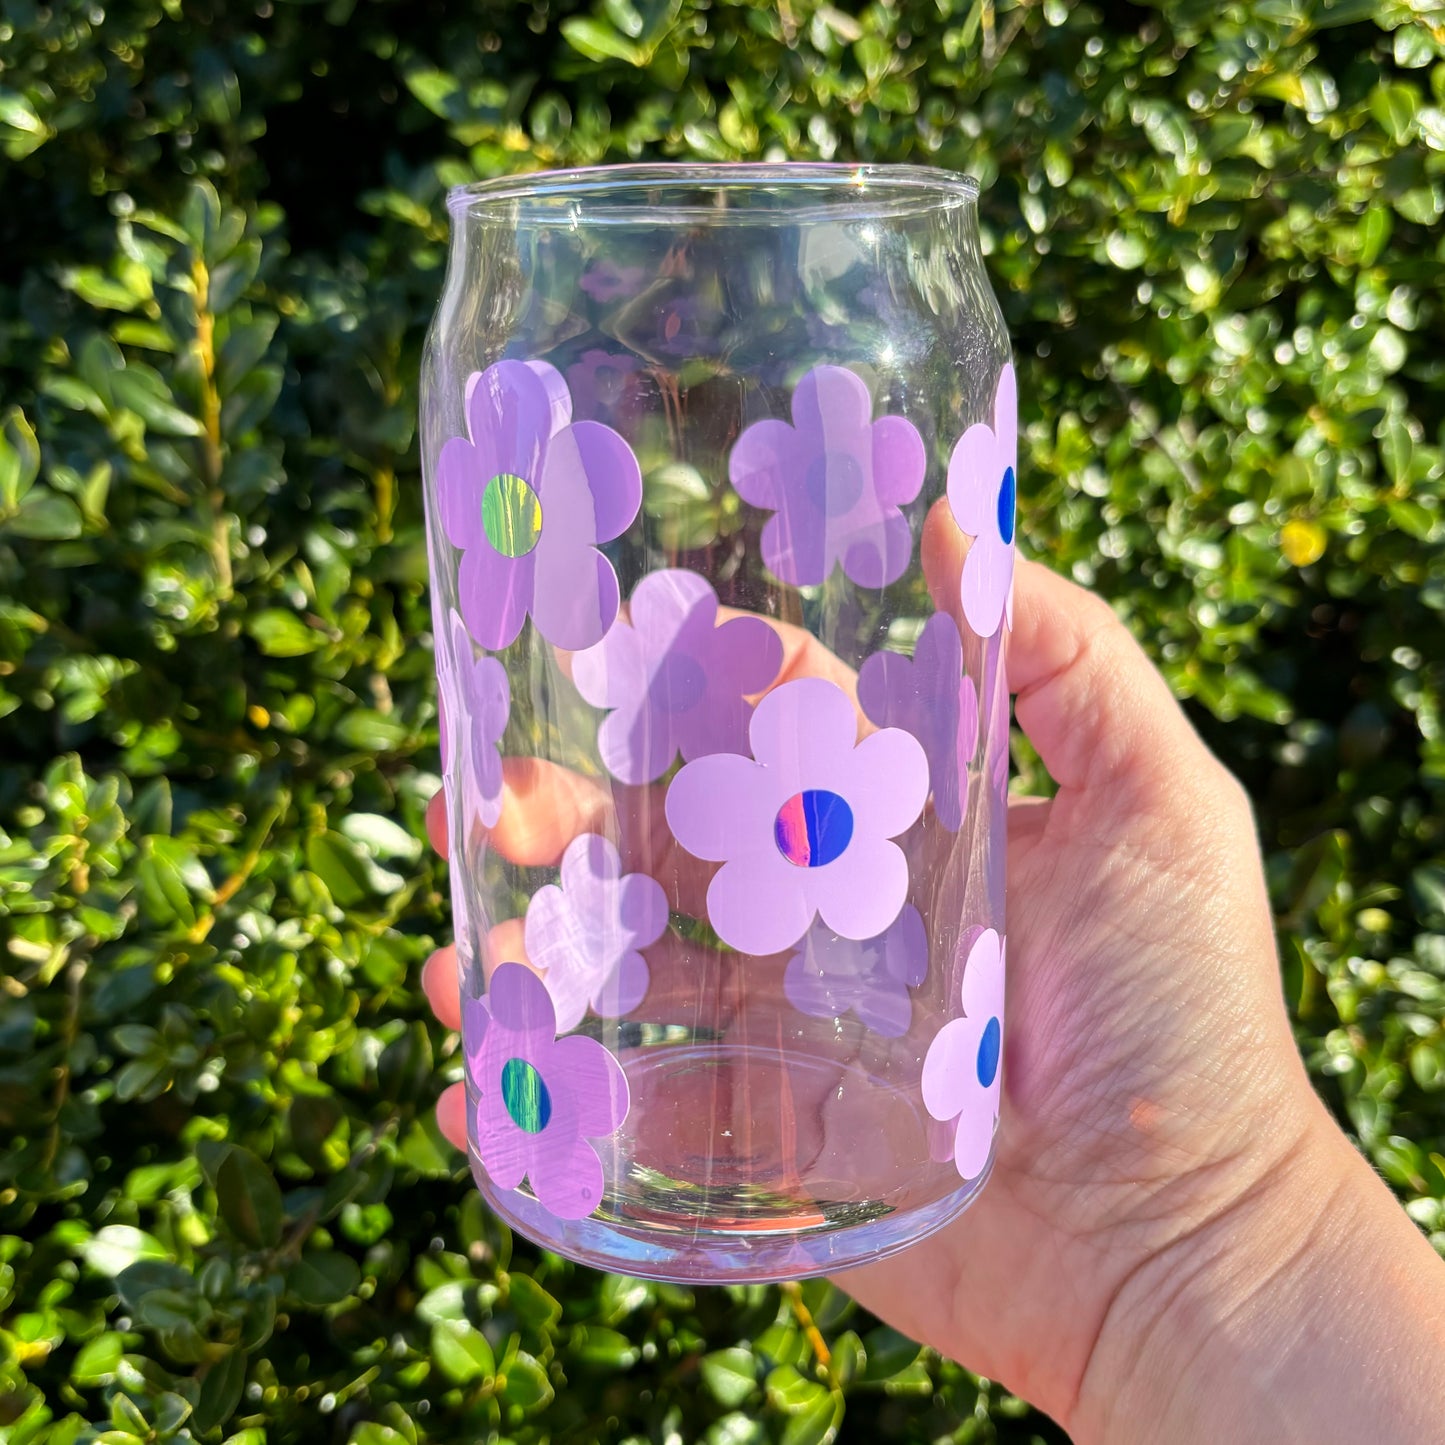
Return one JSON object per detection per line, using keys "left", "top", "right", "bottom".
{"left": 664, "top": 676, "right": 929, "bottom": 955}
{"left": 566, "top": 348, "right": 642, "bottom": 424}
{"left": 580, "top": 260, "right": 646, "bottom": 303}
{"left": 783, "top": 905, "right": 928, "bottom": 1037}
{"left": 922, "top": 928, "right": 1005, "bottom": 1181}
{"left": 573, "top": 570, "right": 784, "bottom": 786}
{"left": 437, "top": 360, "right": 642, "bottom": 652}
{"left": 857, "top": 613, "right": 980, "bottom": 833}
{"left": 437, "top": 609, "right": 509, "bottom": 832}
{"left": 466, "top": 962, "right": 630, "bottom": 1220}
{"left": 524, "top": 833, "right": 669, "bottom": 1032}
{"left": 947, "top": 364, "right": 1018, "bottom": 638}
{"left": 729, "top": 365, "right": 926, "bottom": 589}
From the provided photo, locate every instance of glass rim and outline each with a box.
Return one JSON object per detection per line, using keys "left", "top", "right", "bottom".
{"left": 446, "top": 162, "right": 980, "bottom": 223}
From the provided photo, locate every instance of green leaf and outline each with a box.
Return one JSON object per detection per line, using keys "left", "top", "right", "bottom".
{"left": 570, "top": 1325, "right": 640, "bottom": 1370}
{"left": 216, "top": 1147, "right": 284, "bottom": 1249}
{"left": 0, "top": 406, "right": 39, "bottom": 511}
{"left": 1379, "top": 412, "right": 1414, "bottom": 485}
{"left": 6, "top": 492, "right": 83, "bottom": 540}
{"left": 1418, "top": 107, "right": 1445, "bottom": 152}
{"left": 780, "top": 1390, "right": 843, "bottom": 1445}
{"left": 77, "top": 1225, "right": 168, "bottom": 1277}
{"left": 508, "top": 1272, "right": 561, "bottom": 1331}
{"left": 71, "top": 1332, "right": 126, "bottom": 1385}
{"left": 431, "top": 1321, "right": 496, "bottom": 1383}
{"left": 766, "top": 1363, "right": 822, "bottom": 1411}
{"left": 109, "top": 366, "right": 204, "bottom": 436}
{"left": 305, "top": 830, "right": 373, "bottom": 907}
{"left": 500, "top": 1349, "right": 554, "bottom": 1410}
{"left": 561, "top": 16, "right": 646, "bottom": 63}
{"left": 702, "top": 1346, "right": 758, "bottom": 1406}
{"left": 287, "top": 1251, "right": 361, "bottom": 1306}
{"left": 195, "top": 1348, "right": 248, "bottom": 1434}
{"left": 1370, "top": 83, "right": 1419, "bottom": 145}
{"left": 859, "top": 1327, "right": 921, "bottom": 1382}
{"left": 247, "top": 607, "right": 323, "bottom": 656}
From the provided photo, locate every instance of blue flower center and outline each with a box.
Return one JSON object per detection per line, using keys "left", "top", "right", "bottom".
{"left": 482, "top": 472, "right": 543, "bottom": 558}
{"left": 976, "top": 1017, "right": 1001, "bottom": 1089}
{"left": 996, "top": 466, "right": 1016, "bottom": 546}
{"left": 650, "top": 651, "right": 706, "bottom": 716}
{"left": 804, "top": 452, "right": 866, "bottom": 518}
{"left": 774, "top": 789, "right": 854, "bottom": 868}
{"left": 501, "top": 1057, "right": 551, "bottom": 1133}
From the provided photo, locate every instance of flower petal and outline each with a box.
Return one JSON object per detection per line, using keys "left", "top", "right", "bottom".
{"left": 573, "top": 616, "right": 650, "bottom": 710}
{"left": 474, "top": 1090, "right": 530, "bottom": 1191}
{"left": 458, "top": 544, "right": 533, "bottom": 651}
{"left": 665, "top": 752, "right": 773, "bottom": 862}
{"left": 945, "top": 420, "right": 1000, "bottom": 539}
{"left": 921, "top": 1017, "right": 976, "bottom": 1122}
{"left": 617, "top": 870, "right": 669, "bottom": 947}
{"left": 808, "top": 836, "right": 910, "bottom": 943}
{"left": 843, "top": 725, "right": 929, "bottom": 840}
{"left": 728, "top": 418, "right": 796, "bottom": 510}
{"left": 466, "top": 360, "right": 558, "bottom": 484}
{"left": 564, "top": 419, "right": 643, "bottom": 544}
{"left": 531, "top": 544, "right": 621, "bottom": 651}
{"left": 870, "top": 413, "right": 927, "bottom": 506}
{"left": 524, "top": 886, "right": 592, "bottom": 1034}
{"left": 961, "top": 929, "right": 1006, "bottom": 1021}
{"left": 952, "top": 1088, "right": 999, "bottom": 1181}
{"left": 551, "top": 1034, "right": 630, "bottom": 1135}
{"left": 487, "top": 961, "right": 559, "bottom": 1045}
{"left": 748, "top": 676, "right": 860, "bottom": 776}
{"left": 524, "top": 359, "right": 573, "bottom": 433}
{"left": 594, "top": 947, "right": 650, "bottom": 1019}
{"left": 960, "top": 536, "right": 1013, "bottom": 640}
{"left": 529, "top": 1134, "right": 606, "bottom": 1220}
{"left": 706, "top": 850, "right": 815, "bottom": 955}
{"left": 841, "top": 509, "right": 914, "bottom": 588}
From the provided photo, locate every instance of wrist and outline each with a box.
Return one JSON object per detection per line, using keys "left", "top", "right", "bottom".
{"left": 1071, "top": 1094, "right": 1445, "bottom": 1444}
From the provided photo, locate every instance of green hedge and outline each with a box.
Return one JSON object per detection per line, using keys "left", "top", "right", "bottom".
{"left": 2, "top": 0, "right": 1443, "bottom": 1440}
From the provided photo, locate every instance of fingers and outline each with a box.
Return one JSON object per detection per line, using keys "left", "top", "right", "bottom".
{"left": 1008, "top": 558, "right": 1225, "bottom": 803}
{"left": 437, "top": 1082, "right": 467, "bottom": 1150}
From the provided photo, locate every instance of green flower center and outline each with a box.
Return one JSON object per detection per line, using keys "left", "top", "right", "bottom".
{"left": 500, "top": 1057, "right": 551, "bottom": 1133}
{"left": 482, "top": 472, "right": 543, "bottom": 558}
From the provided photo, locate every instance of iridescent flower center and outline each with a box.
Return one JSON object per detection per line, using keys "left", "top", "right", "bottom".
{"left": 501, "top": 1056, "right": 551, "bottom": 1133}
{"left": 996, "top": 466, "right": 1016, "bottom": 546}
{"left": 774, "top": 789, "right": 854, "bottom": 868}
{"left": 650, "top": 651, "right": 707, "bottom": 716}
{"left": 976, "top": 1016, "right": 1001, "bottom": 1089}
{"left": 804, "top": 452, "right": 866, "bottom": 518}
{"left": 482, "top": 472, "right": 543, "bottom": 558}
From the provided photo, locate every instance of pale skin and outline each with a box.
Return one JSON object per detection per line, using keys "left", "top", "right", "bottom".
{"left": 420, "top": 541, "right": 1445, "bottom": 1441}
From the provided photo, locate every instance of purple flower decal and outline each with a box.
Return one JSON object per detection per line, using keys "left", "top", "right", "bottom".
{"left": 947, "top": 364, "right": 1018, "bottom": 638}
{"left": 665, "top": 676, "right": 929, "bottom": 956}
{"left": 783, "top": 905, "right": 928, "bottom": 1037}
{"left": 857, "top": 613, "right": 980, "bottom": 833}
{"left": 437, "top": 609, "right": 509, "bottom": 832}
{"left": 729, "top": 365, "right": 926, "bottom": 589}
{"left": 922, "top": 928, "right": 1005, "bottom": 1181}
{"left": 580, "top": 260, "right": 646, "bottom": 303}
{"left": 437, "top": 360, "right": 643, "bottom": 652}
{"left": 524, "top": 833, "right": 669, "bottom": 1032}
{"left": 566, "top": 348, "right": 642, "bottom": 425}
{"left": 467, "top": 962, "right": 630, "bottom": 1220}
{"left": 573, "top": 570, "right": 784, "bottom": 786}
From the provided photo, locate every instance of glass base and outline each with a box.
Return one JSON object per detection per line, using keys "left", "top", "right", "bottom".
{"left": 467, "top": 1044, "right": 994, "bottom": 1283}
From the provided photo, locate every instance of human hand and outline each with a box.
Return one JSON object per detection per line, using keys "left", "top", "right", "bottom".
{"left": 420, "top": 522, "right": 1445, "bottom": 1440}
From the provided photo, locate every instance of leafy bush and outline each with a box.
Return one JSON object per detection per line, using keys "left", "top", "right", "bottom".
{"left": 2, "top": 0, "right": 1442, "bottom": 1440}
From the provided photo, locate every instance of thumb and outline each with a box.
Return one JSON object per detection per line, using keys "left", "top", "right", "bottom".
{"left": 921, "top": 501, "right": 1232, "bottom": 808}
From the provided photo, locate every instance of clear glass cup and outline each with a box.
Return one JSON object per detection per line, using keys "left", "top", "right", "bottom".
{"left": 421, "top": 162, "right": 1014, "bottom": 1283}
